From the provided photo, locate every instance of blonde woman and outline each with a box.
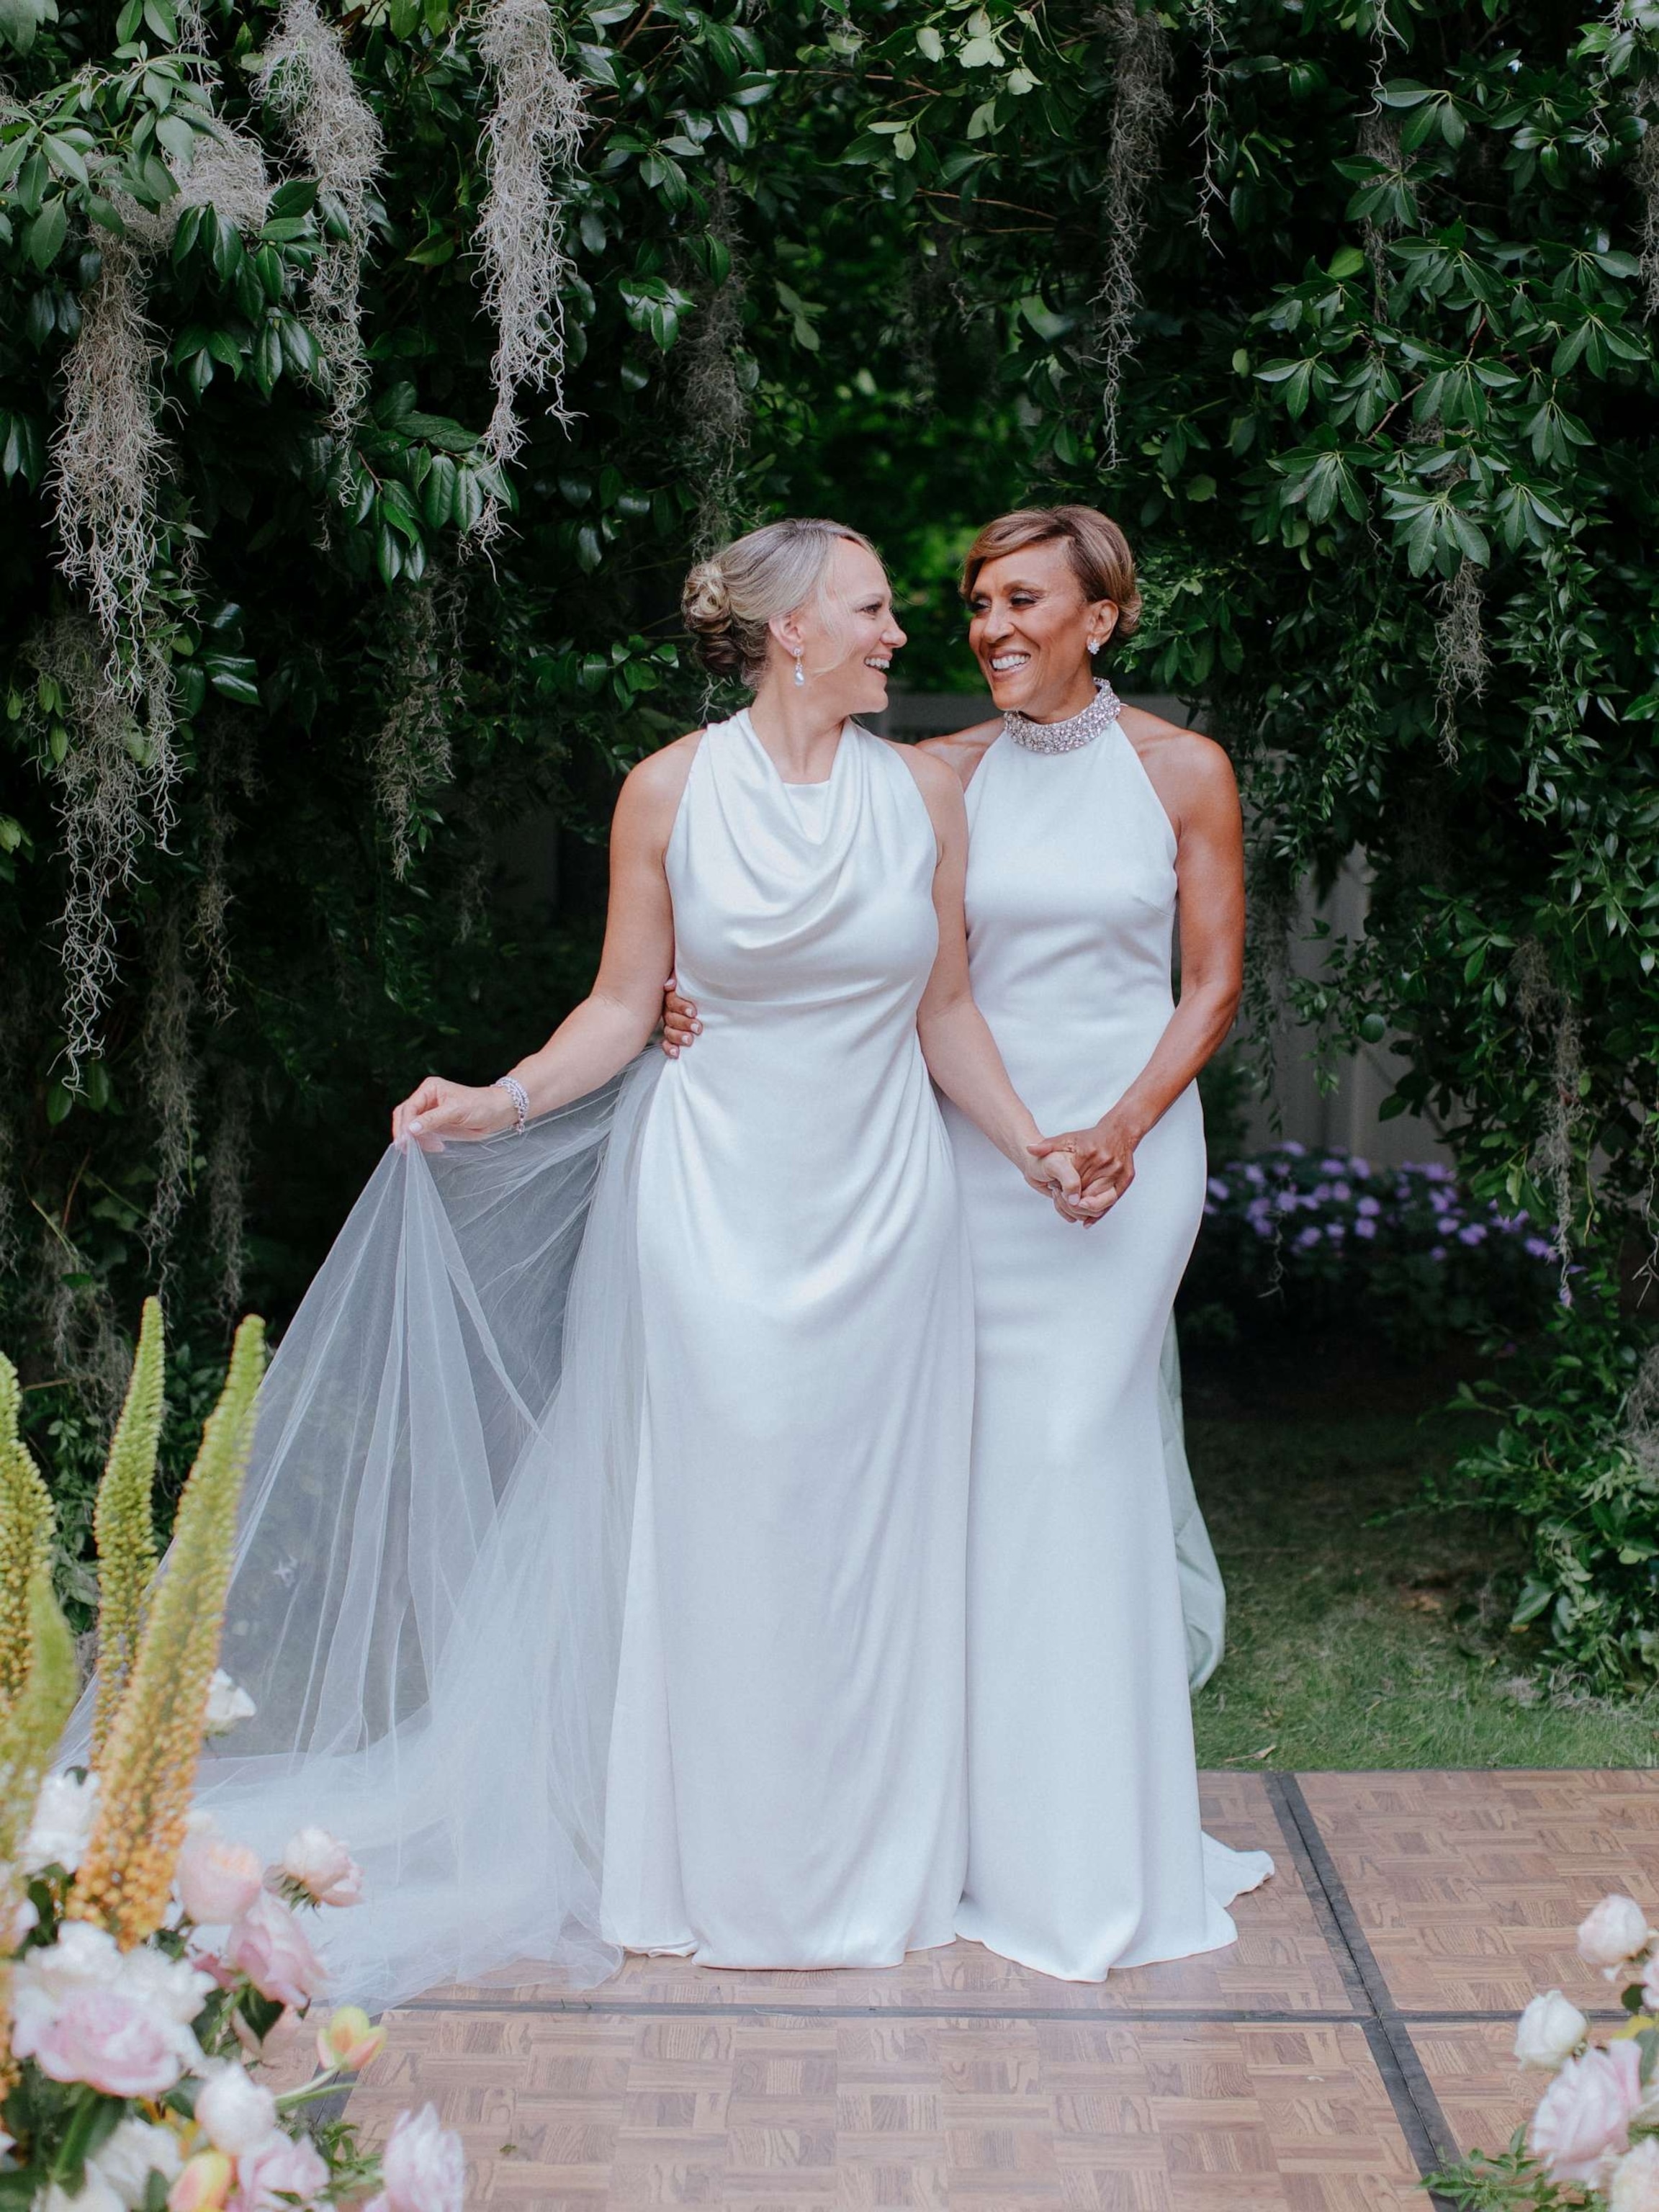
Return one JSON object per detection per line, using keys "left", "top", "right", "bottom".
{"left": 156, "top": 517, "right": 1086, "bottom": 2006}
{"left": 669, "top": 507, "right": 1272, "bottom": 1980}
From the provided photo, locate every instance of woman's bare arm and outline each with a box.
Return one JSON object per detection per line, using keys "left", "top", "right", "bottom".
{"left": 1030, "top": 721, "right": 1244, "bottom": 1208}
{"left": 899, "top": 748, "right": 1088, "bottom": 1206}
{"left": 392, "top": 739, "right": 698, "bottom": 1147}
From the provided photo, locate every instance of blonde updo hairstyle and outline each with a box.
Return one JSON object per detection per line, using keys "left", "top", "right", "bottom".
{"left": 683, "top": 517, "right": 881, "bottom": 685}
{"left": 960, "top": 503, "right": 1142, "bottom": 645}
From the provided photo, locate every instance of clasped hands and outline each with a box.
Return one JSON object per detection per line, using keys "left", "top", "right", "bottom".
{"left": 661, "top": 985, "right": 1136, "bottom": 1228}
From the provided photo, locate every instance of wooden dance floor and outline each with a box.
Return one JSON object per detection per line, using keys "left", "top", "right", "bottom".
{"left": 340, "top": 1770, "right": 1659, "bottom": 2208}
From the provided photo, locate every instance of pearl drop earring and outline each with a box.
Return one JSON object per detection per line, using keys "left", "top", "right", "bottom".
{"left": 792, "top": 650, "right": 806, "bottom": 688}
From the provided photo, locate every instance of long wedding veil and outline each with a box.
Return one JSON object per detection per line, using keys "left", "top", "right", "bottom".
{"left": 63, "top": 1053, "right": 664, "bottom": 2009}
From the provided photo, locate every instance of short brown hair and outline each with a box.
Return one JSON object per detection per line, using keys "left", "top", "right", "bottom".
{"left": 960, "top": 505, "right": 1141, "bottom": 644}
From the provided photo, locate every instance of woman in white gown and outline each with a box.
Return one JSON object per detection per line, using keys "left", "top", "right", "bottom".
{"left": 928, "top": 506, "right": 1272, "bottom": 1979}
{"left": 117, "top": 516, "right": 1084, "bottom": 2004}
{"left": 668, "top": 505, "right": 1272, "bottom": 1983}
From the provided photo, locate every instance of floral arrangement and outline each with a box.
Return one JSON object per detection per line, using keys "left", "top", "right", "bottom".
{"left": 1183, "top": 1143, "right": 1558, "bottom": 1352}
{"left": 1430, "top": 1893, "right": 1659, "bottom": 2209}
{"left": 0, "top": 1300, "right": 463, "bottom": 2212}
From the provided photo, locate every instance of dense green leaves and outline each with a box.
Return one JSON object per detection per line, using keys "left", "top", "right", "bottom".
{"left": 2, "top": 0, "right": 1658, "bottom": 1673}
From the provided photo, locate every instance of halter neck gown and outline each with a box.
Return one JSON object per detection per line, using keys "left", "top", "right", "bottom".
{"left": 943, "top": 712, "right": 1273, "bottom": 1982}
{"left": 599, "top": 709, "right": 973, "bottom": 1966}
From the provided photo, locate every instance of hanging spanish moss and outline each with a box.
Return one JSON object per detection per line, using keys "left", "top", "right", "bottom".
{"left": 369, "top": 575, "right": 465, "bottom": 879}
{"left": 1434, "top": 557, "right": 1488, "bottom": 760}
{"left": 1513, "top": 937, "right": 1585, "bottom": 1300}
{"left": 1356, "top": 108, "right": 1404, "bottom": 296}
{"left": 680, "top": 174, "right": 750, "bottom": 554}
{"left": 168, "top": 126, "right": 274, "bottom": 238}
{"left": 33, "top": 620, "right": 178, "bottom": 1083}
{"left": 1189, "top": 0, "right": 1224, "bottom": 248}
{"left": 256, "top": 0, "right": 384, "bottom": 448}
{"left": 1091, "top": 0, "right": 1172, "bottom": 469}
{"left": 1633, "top": 81, "right": 1659, "bottom": 319}
{"left": 205, "top": 1064, "right": 253, "bottom": 1322}
{"left": 48, "top": 238, "right": 168, "bottom": 689}
{"left": 0, "top": 1116, "right": 17, "bottom": 1282}
{"left": 472, "top": 0, "right": 586, "bottom": 538}
{"left": 139, "top": 901, "right": 199, "bottom": 1280}
{"left": 43, "top": 1224, "right": 131, "bottom": 1425}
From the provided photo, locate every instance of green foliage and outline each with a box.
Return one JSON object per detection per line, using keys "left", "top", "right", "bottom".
{"left": 2, "top": 0, "right": 1657, "bottom": 1671}
{"left": 1436, "top": 1285, "right": 1659, "bottom": 1691}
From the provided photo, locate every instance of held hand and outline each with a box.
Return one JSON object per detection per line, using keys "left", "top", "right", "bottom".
{"left": 661, "top": 975, "right": 701, "bottom": 1058}
{"left": 1028, "top": 1111, "right": 1140, "bottom": 1226}
{"left": 391, "top": 1076, "right": 516, "bottom": 1152}
{"left": 1022, "top": 1143, "right": 1086, "bottom": 1209}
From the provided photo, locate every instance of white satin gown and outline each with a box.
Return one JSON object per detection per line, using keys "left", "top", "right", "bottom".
{"left": 599, "top": 709, "right": 974, "bottom": 1966}
{"left": 943, "top": 712, "right": 1273, "bottom": 1982}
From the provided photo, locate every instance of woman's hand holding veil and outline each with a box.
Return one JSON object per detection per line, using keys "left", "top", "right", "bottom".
{"left": 392, "top": 1076, "right": 518, "bottom": 1151}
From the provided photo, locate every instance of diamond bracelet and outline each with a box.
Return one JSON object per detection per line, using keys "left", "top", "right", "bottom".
{"left": 493, "top": 1074, "right": 529, "bottom": 1136}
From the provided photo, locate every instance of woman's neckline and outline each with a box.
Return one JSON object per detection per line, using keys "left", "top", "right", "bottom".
{"left": 737, "top": 707, "right": 849, "bottom": 789}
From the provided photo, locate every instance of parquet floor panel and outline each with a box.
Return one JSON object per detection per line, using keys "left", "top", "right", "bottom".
{"left": 1403, "top": 2018, "right": 1534, "bottom": 2165}
{"left": 345, "top": 2013, "right": 1424, "bottom": 2209}
{"left": 1292, "top": 1769, "right": 1659, "bottom": 2015}
{"left": 337, "top": 1770, "right": 1659, "bottom": 2205}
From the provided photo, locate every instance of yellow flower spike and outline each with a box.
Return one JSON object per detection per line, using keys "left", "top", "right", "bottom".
{"left": 0, "top": 1561, "right": 79, "bottom": 2082}
{"left": 92, "top": 1297, "right": 166, "bottom": 1759}
{"left": 0, "top": 1350, "right": 56, "bottom": 1722}
{"left": 70, "top": 1316, "right": 266, "bottom": 1947}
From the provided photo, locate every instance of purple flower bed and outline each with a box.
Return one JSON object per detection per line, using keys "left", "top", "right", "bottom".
{"left": 1182, "top": 1143, "right": 1559, "bottom": 1352}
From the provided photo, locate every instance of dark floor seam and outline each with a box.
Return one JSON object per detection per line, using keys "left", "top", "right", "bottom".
{"left": 1271, "top": 1772, "right": 1462, "bottom": 2208}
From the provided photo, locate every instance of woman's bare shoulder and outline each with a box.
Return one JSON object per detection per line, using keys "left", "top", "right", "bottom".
{"left": 1117, "top": 705, "right": 1236, "bottom": 806}
{"left": 917, "top": 719, "right": 1000, "bottom": 791}
{"left": 617, "top": 731, "right": 705, "bottom": 836}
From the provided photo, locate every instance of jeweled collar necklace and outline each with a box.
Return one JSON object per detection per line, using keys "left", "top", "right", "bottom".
{"left": 1003, "top": 677, "right": 1123, "bottom": 755}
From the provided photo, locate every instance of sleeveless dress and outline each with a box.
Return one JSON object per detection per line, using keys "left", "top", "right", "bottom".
{"left": 942, "top": 714, "right": 1272, "bottom": 1983}
{"left": 600, "top": 709, "right": 974, "bottom": 1966}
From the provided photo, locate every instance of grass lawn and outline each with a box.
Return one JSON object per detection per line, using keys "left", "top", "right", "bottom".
{"left": 1186, "top": 1334, "right": 1659, "bottom": 1771}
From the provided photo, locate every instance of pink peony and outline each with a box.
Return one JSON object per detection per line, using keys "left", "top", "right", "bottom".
{"left": 1612, "top": 2139, "right": 1659, "bottom": 2212}
{"left": 1530, "top": 2038, "right": 1645, "bottom": 2186}
{"left": 230, "top": 2131, "right": 330, "bottom": 2212}
{"left": 276, "top": 1826, "right": 363, "bottom": 1908}
{"left": 195, "top": 2063, "right": 279, "bottom": 2157}
{"left": 224, "top": 1892, "right": 327, "bottom": 2009}
{"left": 177, "top": 1832, "right": 266, "bottom": 1928}
{"left": 367, "top": 2104, "right": 465, "bottom": 2212}
{"left": 1578, "top": 1895, "right": 1653, "bottom": 1976}
{"left": 34, "top": 1987, "right": 194, "bottom": 2098}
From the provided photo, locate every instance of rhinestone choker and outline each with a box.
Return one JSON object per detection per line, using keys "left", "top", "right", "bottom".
{"left": 1003, "top": 678, "right": 1123, "bottom": 755}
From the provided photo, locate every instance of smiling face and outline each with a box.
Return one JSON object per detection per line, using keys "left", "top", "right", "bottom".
{"left": 966, "top": 536, "right": 1118, "bottom": 721}
{"left": 769, "top": 537, "right": 906, "bottom": 718}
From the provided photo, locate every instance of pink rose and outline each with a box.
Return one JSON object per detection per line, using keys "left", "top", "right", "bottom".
{"left": 34, "top": 1987, "right": 194, "bottom": 2098}
{"left": 178, "top": 1833, "right": 266, "bottom": 1928}
{"left": 1612, "top": 2139, "right": 1659, "bottom": 2212}
{"left": 366, "top": 2105, "right": 465, "bottom": 2212}
{"left": 225, "top": 1892, "right": 327, "bottom": 2009}
{"left": 1531, "top": 2039, "right": 1645, "bottom": 2186}
{"left": 275, "top": 1827, "right": 363, "bottom": 1909}
{"left": 1578, "top": 1895, "right": 1653, "bottom": 1976}
{"left": 230, "top": 2132, "right": 331, "bottom": 2212}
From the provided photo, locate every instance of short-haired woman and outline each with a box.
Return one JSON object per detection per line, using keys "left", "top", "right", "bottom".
{"left": 932, "top": 505, "right": 1273, "bottom": 1978}
{"left": 667, "top": 505, "right": 1276, "bottom": 1979}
